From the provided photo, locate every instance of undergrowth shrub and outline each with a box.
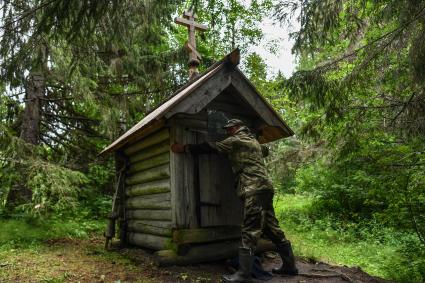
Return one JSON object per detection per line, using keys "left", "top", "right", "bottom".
{"left": 274, "top": 194, "right": 425, "bottom": 283}
{"left": 0, "top": 133, "right": 113, "bottom": 218}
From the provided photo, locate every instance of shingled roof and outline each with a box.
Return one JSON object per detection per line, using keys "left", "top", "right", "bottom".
{"left": 100, "top": 49, "right": 293, "bottom": 156}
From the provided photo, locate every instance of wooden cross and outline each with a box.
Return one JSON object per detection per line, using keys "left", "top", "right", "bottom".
{"left": 175, "top": 10, "right": 208, "bottom": 78}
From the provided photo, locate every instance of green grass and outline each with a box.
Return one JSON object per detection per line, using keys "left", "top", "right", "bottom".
{"left": 0, "top": 215, "right": 105, "bottom": 251}
{"left": 274, "top": 194, "right": 424, "bottom": 283}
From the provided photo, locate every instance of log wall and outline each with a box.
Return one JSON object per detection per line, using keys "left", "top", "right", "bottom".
{"left": 124, "top": 127, "right": 172, "bottom": 250}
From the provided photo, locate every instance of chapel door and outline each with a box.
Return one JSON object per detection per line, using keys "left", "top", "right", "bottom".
{"left": 196, "top": 109, "right": 243, "bottom": 227}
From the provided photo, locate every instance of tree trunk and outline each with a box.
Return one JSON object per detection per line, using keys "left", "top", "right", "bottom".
{"left": 6, "top": 72, "right": 45, "bottom": 210}
{"left": 20, "top": 72, "right": 44, "bottom": 144}
{"left": 6, "top": 69, "right": 46, "bottom": 210}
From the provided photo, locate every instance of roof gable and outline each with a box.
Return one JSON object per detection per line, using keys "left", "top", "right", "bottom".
{"left": 100, "top": 49, "right": 293, "bottom": 155}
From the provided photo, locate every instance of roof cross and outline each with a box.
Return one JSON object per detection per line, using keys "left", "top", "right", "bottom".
{"left": 175, "top": 10, "right": 208, "bottom": 79}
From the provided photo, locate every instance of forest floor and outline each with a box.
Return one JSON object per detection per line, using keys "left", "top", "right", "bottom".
{"left": 0, "top": 235, "right": 394, "bottom": 283}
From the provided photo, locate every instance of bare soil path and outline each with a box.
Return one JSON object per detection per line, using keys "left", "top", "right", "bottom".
{"left": 0, "top": 236, "right": 394, "bottom": 283}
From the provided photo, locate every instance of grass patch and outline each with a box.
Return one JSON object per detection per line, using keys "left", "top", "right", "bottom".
{"left": 0, "top": 215, "right": 105, "bottom": 250}
{"left": 274, "top": 194, "right": 423, "bottom": 282}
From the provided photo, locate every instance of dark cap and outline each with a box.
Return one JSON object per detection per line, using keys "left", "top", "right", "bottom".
{"left": 223, "top": 119, "right": 244, "bottom": 129}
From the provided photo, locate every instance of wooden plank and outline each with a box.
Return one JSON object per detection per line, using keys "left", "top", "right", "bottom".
{"left": 128, "top": 140, "right": 169, "bottom": 164}
{"left": 128, "top": 152, "right": 170, "bottom": 173}
{"left": 195, "top": 130, "right": 242, "bottom": 227}
{"left": 127, "top": 232, "right": 171, "bottom": 250}
{"left": 126, "top": 193, "right": 171, "bottom": 210}
{"left": 126, "top": 209, "right": 171, "bottom": 221}
{"left": 169, "top": 121, "right": 199, "bottom": 229}
{"left": 216, "top": 155, "right": 243, "bottom": 226}
{"left": 130, "top": 219, "right": 173, "bottom": 228}
{"left": 125, "top": 164, "right": 170, "bottom": 185}
{"left": 197, "top": 132, "right": 221, "bottom": 227}
{"left": 124, "top": 128, "right": 169, "bottom": 155}
{"left": 127, "top": 220, "right": 172, "bottom": 236}
{"left": 173, "top": 226, "right": 240, "bottom": 245}
{"left": 126, "top": 179, "right": 170, "bottom": 197}
{"left": 155, "top": 238, "right": 276, "bottom": 266}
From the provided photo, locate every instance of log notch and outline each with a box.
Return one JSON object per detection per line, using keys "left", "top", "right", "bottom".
{"left": 123, "top": 127, "right": 172, "bottom": 250}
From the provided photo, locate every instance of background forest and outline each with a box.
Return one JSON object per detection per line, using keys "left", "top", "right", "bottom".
{"left": 0, "top": 1, "right": 424, "bottom": 282}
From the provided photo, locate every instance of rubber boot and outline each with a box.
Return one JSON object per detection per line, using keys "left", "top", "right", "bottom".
{"left": 223, "top": 247, "right": 253, "bottom": 282}
{"left": 272, "top": 241, "right": 298, "bottom": 276}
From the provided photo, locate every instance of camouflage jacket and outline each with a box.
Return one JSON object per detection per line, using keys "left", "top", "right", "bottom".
{"left": 187, "top": 126, "right": 274, "bottom": 197}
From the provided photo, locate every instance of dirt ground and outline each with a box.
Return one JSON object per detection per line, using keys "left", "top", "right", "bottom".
{"left": 0, "top": 236, "right": 394, "bottom": 283}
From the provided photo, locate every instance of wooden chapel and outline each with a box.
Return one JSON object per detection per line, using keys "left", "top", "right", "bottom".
{"left": 100, "top": 10, "right": 294, "bottom": 266}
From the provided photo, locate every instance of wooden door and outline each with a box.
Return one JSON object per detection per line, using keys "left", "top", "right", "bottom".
{"left": 197, "top": 132, "right": 243, "bottom": 227}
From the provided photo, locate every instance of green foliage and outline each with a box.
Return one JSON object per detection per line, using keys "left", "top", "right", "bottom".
{"left": 25, "top": 160, "right": 88, "bottom": 215}
{"left": 0, "top": 215, "right": 106, "bottom": 250}
{"left": 274, "top": 194, "right": 425, "bottom": 282}
{"left": 268, "top": 1, "right": 425, "bottom": 278}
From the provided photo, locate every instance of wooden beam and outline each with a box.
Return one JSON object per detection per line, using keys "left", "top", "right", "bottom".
{"left": 155, "top": 238, "right": 276, "bottom": 266}
{"left": 127, "top": 232, "right": 171, "bottom": 250}
{"left": 126, "top": 179, "right": 170, "bottom": 197}
{"left": 126, "top": 199, "right": 170, "bottom": 210}
{"left": 124, "top": 128, "right": 169, "bottom": 155}
{"left": 173, "top": 226, "right": 241, "bottom": 245}
{"left": 174, "top": 17, "right": 208, "bottom": 31}
{"left": 125, "top": 164, "right": 170, "bottom": 185}
{"left": 226, "top": 48, "right": 240, "bottom": 66}
{"left": 126, "top": 193, "right": 171, "bottom": 210}
{"left": 128, "top": 220, "right": 172, "bottom": 236}
{"left": 128, "top": 152, "right": 170, "bottom": 173}
{"left": 126, "top": 209, "right": 172, "bottom": 221}
{"left": 184, "top": 42, "right": 202, "bottom": 59}
{"left": 128, "top": 140, "right": 169, "bottom": 164}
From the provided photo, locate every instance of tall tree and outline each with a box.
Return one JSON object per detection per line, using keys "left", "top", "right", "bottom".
{"left": 273, "top": 0, "right": 425, "bottom": 257}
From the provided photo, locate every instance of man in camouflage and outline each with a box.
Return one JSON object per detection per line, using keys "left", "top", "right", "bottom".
{"left": 171, "top": 119, "right": 298, "bottom": 282}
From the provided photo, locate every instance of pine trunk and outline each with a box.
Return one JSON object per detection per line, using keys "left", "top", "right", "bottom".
{"left": 20, "top": 72, "right": 44, "bottom": 144}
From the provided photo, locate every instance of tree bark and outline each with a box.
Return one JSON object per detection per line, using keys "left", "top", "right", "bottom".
{"left": 20, "top": 72, "right": 45, "bottom": 144}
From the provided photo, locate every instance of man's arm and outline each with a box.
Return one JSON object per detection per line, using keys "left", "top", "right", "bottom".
{"left": 171, "top": 135, "right": 236, "bottom": 155}
{"left": 171, "top": 142, "right": 218, "bottom": 154}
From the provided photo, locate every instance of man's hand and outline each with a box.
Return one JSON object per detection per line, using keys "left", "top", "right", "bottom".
{"left": 171, "top": 143, "right": 186, "bottom": 153}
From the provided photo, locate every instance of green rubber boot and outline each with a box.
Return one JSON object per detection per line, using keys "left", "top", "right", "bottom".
{"left": 272, "top": 241, "right": 298, "bottom": 276}
{"left": 223, "top": 247, "right": 253, "bottom": 282}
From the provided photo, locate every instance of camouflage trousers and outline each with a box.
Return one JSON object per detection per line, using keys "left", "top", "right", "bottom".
{"left": 241, "top": 192, "right": 287, "bottom": 250}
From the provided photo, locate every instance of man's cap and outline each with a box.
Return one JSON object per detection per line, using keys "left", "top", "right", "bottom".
{"left": 223, "top": 119, "right": 244, "bottom": 129}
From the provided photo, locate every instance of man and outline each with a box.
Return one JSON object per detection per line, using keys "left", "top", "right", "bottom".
{"left": 171, "top": 119, "right": 298, "bottom": 282}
